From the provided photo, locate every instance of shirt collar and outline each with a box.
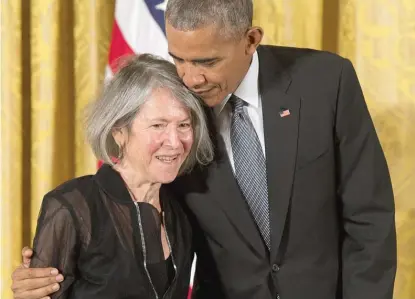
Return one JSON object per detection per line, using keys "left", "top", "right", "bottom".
{"left": 94, "top": 164, "right": 172, "bottom": 208}
{"left": 214, "top": 50, "right": 260, "bottom": 115}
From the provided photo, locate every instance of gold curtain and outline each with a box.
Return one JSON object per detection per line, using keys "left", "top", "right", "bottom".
{"left": 1, "top": 1, "right": 115, "bottom": 298}
{"left": 1, "top": 1, "right": 414, "bottom": 298}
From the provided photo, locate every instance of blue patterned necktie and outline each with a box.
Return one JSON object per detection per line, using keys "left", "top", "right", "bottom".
{"left": 229, "top": 95, "right": 271, "bottom": 249}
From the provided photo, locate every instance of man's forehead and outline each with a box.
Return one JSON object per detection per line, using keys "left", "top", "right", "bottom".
{"left": 168, "top": 49, "right": 220, "bottom": 62}
{"left": 166, "top": 23, "right": 227, "bottom": 48}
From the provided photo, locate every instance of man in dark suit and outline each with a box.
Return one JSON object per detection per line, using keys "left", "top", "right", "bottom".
{"left": 11, "top": 0, "right": 396, "bottom": 298}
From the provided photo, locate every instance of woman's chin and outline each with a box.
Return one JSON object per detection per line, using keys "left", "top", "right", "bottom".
{"left": 152, "top": 170, "right": 180, "bottom": 184}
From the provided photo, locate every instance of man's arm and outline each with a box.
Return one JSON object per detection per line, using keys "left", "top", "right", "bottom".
{"left": 335, "top": 58, "right": 397, "bottom": 299}
{"left": 11, "top": 247, "right": 63, "bottom": 299}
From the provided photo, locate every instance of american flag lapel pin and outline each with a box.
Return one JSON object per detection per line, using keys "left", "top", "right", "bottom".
{"left": 279, "top": 107, "right": 291, "bottom": 118}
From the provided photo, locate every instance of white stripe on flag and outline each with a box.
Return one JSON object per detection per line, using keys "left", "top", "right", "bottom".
{"left": 115, "top": 0, "right": 170, "bottom": 59}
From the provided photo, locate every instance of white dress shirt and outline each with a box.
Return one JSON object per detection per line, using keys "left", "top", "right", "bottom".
{"left": 213, "top": 51, "right": 265, "bottom": 172}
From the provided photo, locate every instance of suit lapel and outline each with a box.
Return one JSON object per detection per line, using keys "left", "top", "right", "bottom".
{"left": 257, "top": 46, "right": 300, "bottom": 262}
{"left": 204, "top": 109, "right": 266, "bottom": 256}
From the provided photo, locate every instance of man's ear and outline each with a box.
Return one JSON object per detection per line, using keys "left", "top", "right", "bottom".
{"left": 245, "top": 26, "right": 264, "bottom": 55}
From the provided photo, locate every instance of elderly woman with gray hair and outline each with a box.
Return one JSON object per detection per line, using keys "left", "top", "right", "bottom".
{"left": 27, "top": 54, "right": 213, "bottom": 299}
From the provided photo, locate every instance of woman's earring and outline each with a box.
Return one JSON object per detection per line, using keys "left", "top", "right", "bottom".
{"left": 117, "top": 144, "right": 124, "bottom": 160}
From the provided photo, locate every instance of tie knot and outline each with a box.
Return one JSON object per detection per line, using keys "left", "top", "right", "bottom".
{"left": 229, "top": 95, "right": 245, "bottom": 114}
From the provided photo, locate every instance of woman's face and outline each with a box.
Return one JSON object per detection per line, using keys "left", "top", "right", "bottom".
{"left": 114, "top": 88, "right": 194, "bottom": 184}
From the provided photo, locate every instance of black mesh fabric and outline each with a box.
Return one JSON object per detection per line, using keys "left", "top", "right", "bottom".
{"left": 30, "top": 164, "right": 193, "bottom": 299}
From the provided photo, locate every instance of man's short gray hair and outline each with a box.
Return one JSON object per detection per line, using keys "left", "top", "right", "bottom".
{"left": 85, "top": 54, "right": 214, "bottom": 175}
{"left": 165, "top": 0, "right": 253, "bottom": 40}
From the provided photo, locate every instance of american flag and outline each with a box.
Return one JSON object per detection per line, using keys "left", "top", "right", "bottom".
{"left": 106, "top": 0, "right": 170, "bottom": 78}
{"left": 104, "top": 0, "right": 196, "bottom": 297}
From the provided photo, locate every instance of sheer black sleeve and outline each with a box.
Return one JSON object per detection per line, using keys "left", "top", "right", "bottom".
{"left": 31, "top": 195, "right": 80, "bottom": 299}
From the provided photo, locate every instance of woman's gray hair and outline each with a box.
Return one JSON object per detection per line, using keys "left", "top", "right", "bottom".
{"left": 165, "top": 0, "right": 253, "bottom": 40}
{"left": 85, "top": 54, "right": 214, "bottom": 174}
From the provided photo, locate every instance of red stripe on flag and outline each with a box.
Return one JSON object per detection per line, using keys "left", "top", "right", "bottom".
{"left": 108, "top": 20, "right": 135, "bottom": 73}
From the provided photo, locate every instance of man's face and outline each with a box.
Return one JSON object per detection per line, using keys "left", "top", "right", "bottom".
{"left": 166, "top": 22, "right": 262, "bottom": 107}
